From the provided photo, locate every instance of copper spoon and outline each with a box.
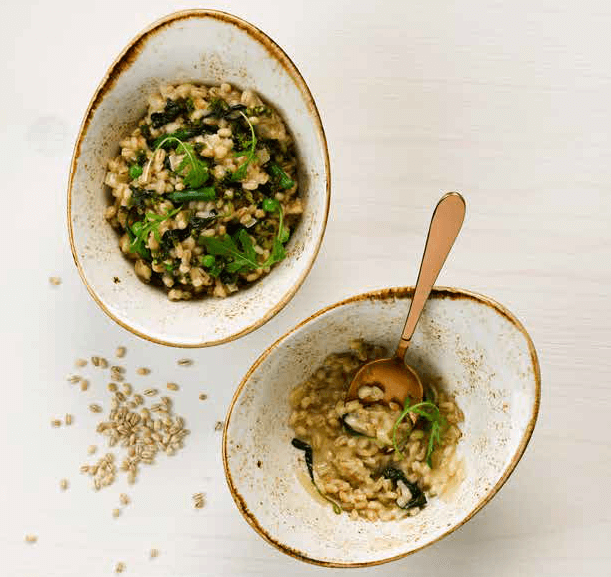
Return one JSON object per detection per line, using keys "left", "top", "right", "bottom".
{"left": 346, "top": 192, "right": 466, "bottom": 406}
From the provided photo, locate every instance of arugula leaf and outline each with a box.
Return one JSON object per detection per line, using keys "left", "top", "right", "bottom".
{"left": 128, "top": 208, "right": 180, "bottom": 258}
{"left": 174, "top": 142, "right": 209, "bottom": 188}
{"left": 261, "top": 205, "right": 288, "bottom": 268}
{"left": 236, "top": 228, "right": 257, "bottom": 262}
{"left": 208, "top": 262, "right": 223, "bottom": 277}
{"left": 127, "top": 225, "right": 151, "bottom": 259}
{"left": 391, "top": 396, "right": 446, "bottom": 467}
{"left": 268, "top": 162, "right": 295, "bottom": 189}
{"left": 146, "top": 136, "right": 209, "bottom": 189}
{"left": 231, "top": 112, "right": 257, "bottom": 181}
{"left": 199, "top": 232, "right": 259, "bottom": 274}
{"left": 196, "top": 204, "right": 289, "bottom": 276}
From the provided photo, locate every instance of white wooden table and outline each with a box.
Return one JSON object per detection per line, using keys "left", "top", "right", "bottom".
{"left": 1, "top": 1, "right": 610, "bottom": 575}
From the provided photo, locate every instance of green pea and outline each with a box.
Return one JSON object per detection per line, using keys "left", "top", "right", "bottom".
{"left": 129, "top": 164, "right": 143, "bottom": 180}
{"left": 262, "top": 198, "right": 280, "bottom": 212}
{"left": 200, "top": 254, "right": 216, "bottom": 268}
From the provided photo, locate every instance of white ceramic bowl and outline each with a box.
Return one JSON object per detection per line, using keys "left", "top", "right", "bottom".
{"left": 68, "top": 10, "right": 330, "bottom": 347}
{"left": 223, "top": 287, "right": 540, "bottom": 567}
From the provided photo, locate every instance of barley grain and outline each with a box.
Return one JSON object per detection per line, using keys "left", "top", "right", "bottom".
{"left": 51, "top": 419, "right": 61, "bottom": 428}
{"left": 49, "top": 276, "right": 62, "bottom": 286}
{"left": 60, "top": 479, "right": 69, "bottom": 491}
{"left": 166, "top": 382, "right": 179, "bottom": 391}
{"left": 25, "top": 534, "right": 38, "bottom": 543}
{"left": 115, "top": 346, "right": 126, "bottom": 358}
{"left": 65, "top": 414, "right": 73, "bottom": 425}
{"left": 137, "top": 367, "right": 150, "bottom": 375}
{"left": 177, "top": 358, "right": 193, "bottom": 366}
{"left": 89, "top": 404, "right": 103, "bottom": 413}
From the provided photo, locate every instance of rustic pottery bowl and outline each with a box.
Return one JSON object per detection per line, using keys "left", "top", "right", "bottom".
{"left": 68, "top": 10, "right": 330, "bottom": 347}
{"left": 223, "top": 287, "right": 540, "bottom": 567}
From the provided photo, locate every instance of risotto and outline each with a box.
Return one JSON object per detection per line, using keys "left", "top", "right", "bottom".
{"left": 288, "top": 341, "right": 464, "bottom": 522}
{"left": 104, "top": 82, "right": 302, "bottom": 300}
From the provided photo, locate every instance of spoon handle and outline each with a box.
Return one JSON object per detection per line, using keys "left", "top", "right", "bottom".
{"left": 396, "top": 192, "right": 466, "bottom": 360}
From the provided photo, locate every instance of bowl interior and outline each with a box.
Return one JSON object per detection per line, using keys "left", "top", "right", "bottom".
{"left": 224, "top": 288, "right": 539, "bottom": 566}
{"left": 69, "top": 11, "right": 329, "bottom": 346}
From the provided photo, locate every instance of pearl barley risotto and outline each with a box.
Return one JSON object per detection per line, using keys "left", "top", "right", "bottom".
{"left": 104, "top": 83, "right": 302, "bottom": 300}
{"left": 289, "top": 341, "right": 464, "bottom": 522}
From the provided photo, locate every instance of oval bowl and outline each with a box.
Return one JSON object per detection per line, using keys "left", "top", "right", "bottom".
{"left": 68, "top": 10, "right": 330, "bottom": 347}
{"left": 223, "top": 287, "right": 540, "bottom": 567}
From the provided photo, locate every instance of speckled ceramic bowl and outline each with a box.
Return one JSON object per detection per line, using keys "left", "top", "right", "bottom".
{"left": 223, "top": 287, "right": 540, "bottom": 567}
{"left": 68, "top": 10, "right": 329, "bottom": 347}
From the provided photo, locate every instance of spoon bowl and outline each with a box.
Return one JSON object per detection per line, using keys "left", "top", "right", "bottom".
{"left": 346, "top": 192, "right": 466, "bottom": 406}
{"left": 346, "top": 356, "right": 422, "bottom": 405}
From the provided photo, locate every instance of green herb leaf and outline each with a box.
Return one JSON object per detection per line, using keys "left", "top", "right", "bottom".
{"left": 268, "top": 162, "right": 295, "bottom": 189}
{"left": 208, "top": 262, "right": 223, "bottom": 277}
{"left": 231, "top": 112, "right": 257, "bottom": 182}
{"left": 199, "top": 233, "right": 260, "bottom": 274}
{"left": 391, "top": 396, "right": 446, "bottom": 467}
{"left": 262, "top": 198, "right": 280, "bottom": 212}
{"left": 128, "top": 208, "right": 180, "bottom": 259}
{"left": 291, "top": 438, "right": 341, "bottom": 514}
{"left": 174, "top": 142, "right": 209, "bottom": 188}
{"left": 148, "top": 136, "right": 208, "bottom": 189}
{"left": 260, "top": 205, "right": 288, "bottom": 268}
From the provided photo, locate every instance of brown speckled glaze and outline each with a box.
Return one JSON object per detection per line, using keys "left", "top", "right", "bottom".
{"left": 67, "top": 10, "right": 330, "bottom": 347}
{"left": 223, "top": 287, "right": 540, "bottom": 567}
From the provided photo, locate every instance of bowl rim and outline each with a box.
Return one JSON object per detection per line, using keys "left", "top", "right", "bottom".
{"left": 67, "top": 9, "right": 331, "bottom": 348}
{"left": 222, "top": 286, "right": 541, "bottom": 567}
